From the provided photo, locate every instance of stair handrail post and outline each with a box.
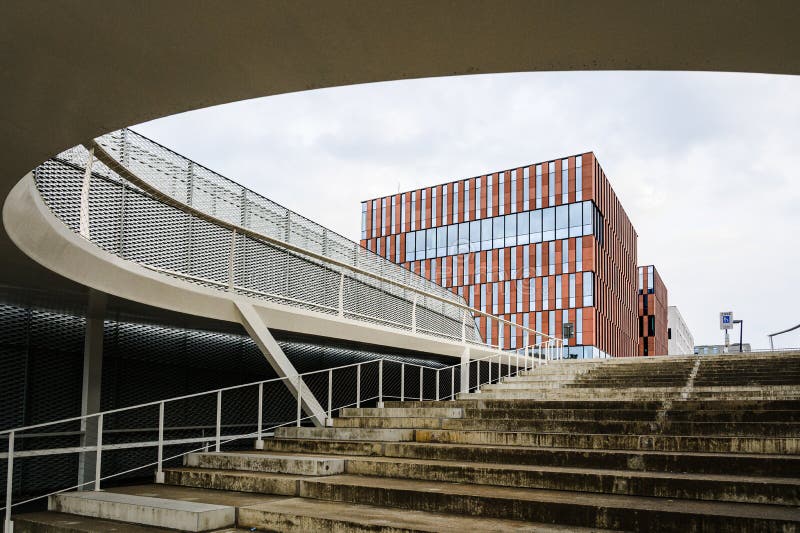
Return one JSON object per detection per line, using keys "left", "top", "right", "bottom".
{"left": 256, "top": 383, "right": 264, "bottom": 448}
{"left": 435, "top": 370, "right": 440, "bottom": 401}
{"left": 378, "top": 359, "right": 384, "bottom": 407}
{"left": 419, "top": 366, "right": 423, "bottom": 400}
{"left": 356, "top": 363, "right": 361, "bottom": 408}
{"left": 327, "top": 369, "right": 333, "bottom": 427}
{"left": 296, "top": 375, "right": 302, "bottom": 427}
{"left": 5, "top": 431, "right": 13, "bottom": 533}
{"left": 156, "top": 402, "right": 165, "bottom": 483}
{"left": 94, "top": 413, "right": 103, "bottom": 491}
{"left": 450, "top": 366, "right": 455, "bottom": 401}
{"left": 401, "top": 363, "right": 406, "bottom": 402}
{"left": 215, "top": 390, "right": 222, "bottom": 452}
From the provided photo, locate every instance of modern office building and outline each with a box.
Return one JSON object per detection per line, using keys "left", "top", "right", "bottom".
{"left": 637, "top": 265, "right": 669, "bottom": 356}
{"left": 360, "top": 152, "right": 638, "bottom": 358}
{"left": 668, "top": 305, "right": 694, "bottom": 355}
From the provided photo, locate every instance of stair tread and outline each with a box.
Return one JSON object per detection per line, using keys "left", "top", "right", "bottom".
{"left": 242, "top": 496, "right": 614, "bottom": 532}
{"left": 303, "top": 474, "right": 800, "bottom": 520}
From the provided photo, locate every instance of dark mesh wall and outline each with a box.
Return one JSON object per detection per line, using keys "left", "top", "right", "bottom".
{"left": 0, "top": 302, "right": 452, "bottom": 510}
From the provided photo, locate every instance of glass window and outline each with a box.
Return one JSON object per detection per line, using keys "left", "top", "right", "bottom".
{"left": 576, "top": 238, "right": 582, "bottom": 271}
{"left": 432, "top": 188, "right": 437, "bottom": 225}
{"left": 442, "top": 184, "right": 448, "bottom": 223}
{"left": 575, "top": 156, "right": 583, "bottom": 202}
{"left": 470, "top": 220, "right": 480, "bottom": 252}
{"left": 638, "top": 267, "right": 643, "bottom": 291}
{"left": 562, "top": 239, "right": 569, "bottom": 273}
{"left": 548, "top": 164, "right": 555, "bottom": 206}
{"left": 411, "top": 191, "right": 417, "bottom": 230}
{"left": 542, "top": 207, "right": 555, "bottom": 241}
{"left": 441, "top": 257, "right": 446, "bottom": 286}
{"left": 415, "top": 229, "right": 425, "bottom": 256}
{"left": 421, "top": 190, "right": 427, "bottom": 229}
{"left": 499, "top": 250, "right": 505, "bottom": 281}
{"left": 481, "top": 283, "right": 486, "bottom": 311}
{"left": 555, "top": 275, "right": 562, "bottom": 309}
{"left": 648, "top": 266, "right": 655, "bottom": 293}
{"left": 493, "top": 216, "right": 504, "bottom": 248}
{"left": 499, "top": 174, "right": 505, "bottom": 215}
{"left": 431, "top": 258, "right": 436, "bottom": 281}
{"left": 487, "top": 174, "right": 493, "bottom": 217}
{"left": 569, "top": 202, "right": 582, "bottom": 237}
{"left": 576, "top": 308, "right": 582, "bottom": 344}
{"left": 401, "top": 193, "right": 407, "bottom": 232}
{"left": 535, "top": 164, "right": 542, "bottom": 209}
{"left": 549, "top": 243, "right": 555, "bottom": 276}
{"left": 517, "top": 212, "right": 529, "bottom": 245}
{"left": 452, "top": 256, "right": 457, "bottom": 286}
{"left": 569, "top": 273, "right": 576, "bottom": 308}
{"left": 376, "top": 237, "right": 381, "bottom": 255}
{"left": 542, "top": 277, "right": 549, "bottom": 310}
{"left": 361, "top": 202, "right": 367, "bottom": 240}
{"left": 510, "top": 171, "right": 517, "bottom": 213}
{"left": 535, "top": 243, "right": 542, "bottom": 277}
{"left": 549, "top": 311, "right": 555, "bottom": 342}
{"left": 523, "top": 167, "right": 530, "bottom": 211}
{"left": 464, "top": 180, "right": 470, "bottom": 221}
{"left": 474, "top": 253, "right": 481, "bottom": 284}
{"left": 561, "top": 158, "right": 569, "bottom": 203}
{"left": 504, "top": 281, "right": 511, "bottom": 313}
{"left": 555, "top": 204, "right": 569, "bottom": 239}
{"left": 530, "top": 210, "right": 542, "bottom": 243}
{"left": 458, "top": 222, "right": 469, "bottom": 254}
{"left": 492, "top": 282, "right": 499, "bottom": 314}
{"left": 475, "top": 180, "right": 481, "bottom": 219}
{"left": 406, "top": 232, "right": 415, "bottom": 262}
{"left": 453, "top": 182, "right": 459, "bottom": 224}
{"left": 582, "top": 201, "right": 593, "bottom": 236}
{"left": 583, "top": 272, "right": 594, "bottom": 307}
{"left": 529, "top": 277, "right": 536, "bottom": 311}
{"left": 511, "top": 248, "right": 517, "bottom": 278}
{"left": 436, "top": 226, "right": 447, "bottom": 257}
{"left": 480, "top": 218, "right": 492, "bottom": 251}
{"left": 464, "top": 254, "right": 470, "bottom": 286}
{"left": 372, "top": 199, "right": 377, "bottom": 237}
{"left": 487, "top": 252, "right": 493, "bottom": 282}
{"left": 523, "top": 244, "right": 530, "bottom": 277}
{"left": 504, "top": 214, "right": 516, "bottom": 247}
{"left": 425, "top": 228, "right": 436, "bottom": 259}
{"left": 536, "top": 312, "right": 542, "bottom": 344}
{"left": 447, "top": 225, "right": 458, "bottom": 256}
{"left": 391, "top": 196, "right": 397, "bottom": 233}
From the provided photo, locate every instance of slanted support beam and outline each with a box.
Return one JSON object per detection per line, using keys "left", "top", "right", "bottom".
{"left": 235, "top": 302, "right": 326, "bottom": 429}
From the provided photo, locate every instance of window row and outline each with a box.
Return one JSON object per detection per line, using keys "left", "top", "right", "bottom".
{"left": 403, "top": 200, "right": 602, "bottom": 262}
{"left": 361, "top": 155, "right": 586, "bottom": 238}
{"left": 458, "top": 273, "right": 595, "bottom": 316}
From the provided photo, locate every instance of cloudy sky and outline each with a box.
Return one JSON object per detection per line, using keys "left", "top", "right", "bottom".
{"left": 135, "top": 71, "right": 800, "bottom": 350}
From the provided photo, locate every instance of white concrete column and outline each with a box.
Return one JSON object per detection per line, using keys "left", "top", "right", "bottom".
{"left": 78, "top": 289, "right": 107, "bottom": 490}
{"left": 460, "top": 346, "right": 471, "bottom": 394}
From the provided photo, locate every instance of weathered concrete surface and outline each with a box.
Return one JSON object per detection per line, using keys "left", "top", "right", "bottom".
{"left": 185, "top": 452, "right": 345, "bottom": 476}
{"left": 48, "top": 491, "right": 234, "bottom": 532}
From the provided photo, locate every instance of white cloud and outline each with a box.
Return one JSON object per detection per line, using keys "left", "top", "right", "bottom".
{"left": 134, "top": 71, "right": 800, "bottom": 350}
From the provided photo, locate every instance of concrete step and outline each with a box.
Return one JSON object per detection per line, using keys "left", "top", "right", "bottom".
{"left": 334, "top": 416, "right": 447, "bottom": 429}
{"left": 464, "top": 407, "right": 659, "bottom": 421}
{"left": 480, "top": 383, "right": 683, "bottom": 392}
{"left": 388, "top": 398, "right": 800, "bottom": 411}
{"left": 340, "top": 407, "right": 464, "bottom": 418}
{"left": 186, "top": 452, "right": 344, "bottom": 475}
{"left": 666, "top": 409, "right": 800, "bottom": 422}
{"left": 164, "top": 467, "right": 306, "bottom": 495}
{"left": 296, "top": 474, "right": 800, "bottom": 531}
{"left": 12, "top": 511, "right": 203, "bottom": 532}
{"left": 414, "top": 429, "right": 800, "bottom": 453}
{"left": 258, "top": 439, "right": 800, "bottom": 477}
{"left": 48, "top": 491, "right": 235, "bottom": 532}
{"left": 276, "top": 426, "right": 415, "bottom": 441}
{"left": 237, "top": 496, "right": 610, "bottom": 532}
{"left": 343, "top": 456, "right": 800, "bottom": 505}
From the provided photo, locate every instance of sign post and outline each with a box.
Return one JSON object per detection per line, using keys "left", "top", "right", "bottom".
{"left": 720, "top": 312, "right": 733, "bottom": 353}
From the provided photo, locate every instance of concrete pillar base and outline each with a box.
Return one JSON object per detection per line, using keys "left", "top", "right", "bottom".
{"left": 376, "top": 402, "right": 385, "bottom": 408}
{"left": 155, "top": 472, "right": 165, "bottom": 484}
{"left": 254, "top": 440, "right": 265, "bottom": 450}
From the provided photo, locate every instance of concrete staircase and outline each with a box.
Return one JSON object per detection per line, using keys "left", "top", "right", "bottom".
{"left": 13, "top": 351, "right": 800, "bottom": 532}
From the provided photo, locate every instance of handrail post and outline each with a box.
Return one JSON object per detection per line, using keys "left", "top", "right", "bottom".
{"left": 337, "top": 272, "right": 345, "bottom": 317}
{"left": 401, "top": 363, "right": 405, "bottom": 402}
{"left": 296, "top": 376, "right": 302, "bottom": 427}
{"left": 378, "top": 360, "right": 384, "bottom": 407}
{"left": 227, "top": 228, "right": 236, "bottom": 291}
{"left": 435, "top": 370, "right": 440, "bottom": 401}
{"left": 326, "top": 369, "right": 333, "bottom": 426}
{"left": 215, "top": 390, "right": 222, "bottom": 452}
{"left": 156, "top": 403, "right": 165, "bottom": 483}
{"left": 5, "top": 431, "right": 14, "bottom": 533}
{"left": 486, "top": 357, "right": 490, "bottom": 387}
{"left": 356, "top": 364, "right": 361, "bottom": 408}
{"left": 419, "top": 366, "right": 423, "bottom": 400}
{"left": 255, "top": 382, "right": 265, "bottom": 448}
{"left": 450, "top": 366, "right": 455, "bottom": 401}
{"left": 94, "top": 414, "right": 103, "bottom": 491}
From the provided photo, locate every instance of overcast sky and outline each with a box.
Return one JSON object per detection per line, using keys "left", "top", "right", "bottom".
{"left": 135, "top": 71, "right": 800, "bottom": 350}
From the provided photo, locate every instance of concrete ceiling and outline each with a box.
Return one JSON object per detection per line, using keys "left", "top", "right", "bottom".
{"left": 1, "top": 0, "right": 798, "bottom": 319}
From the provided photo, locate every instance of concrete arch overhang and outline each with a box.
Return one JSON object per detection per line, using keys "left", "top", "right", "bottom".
{"left": 1, "top": 0, "right": 798, "bottom": 310}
